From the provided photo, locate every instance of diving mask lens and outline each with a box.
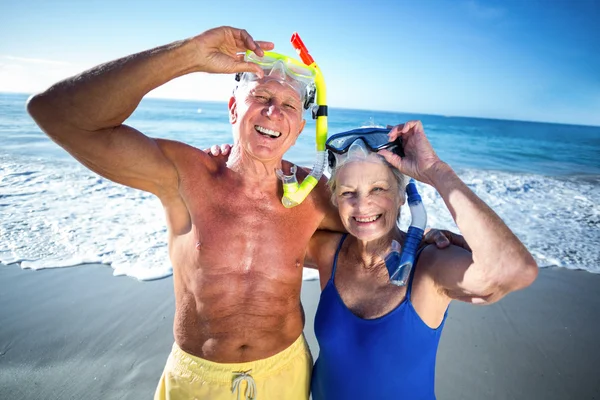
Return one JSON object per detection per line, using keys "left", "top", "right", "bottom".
{"left": 245, "top": 51, "right": 316, "bottom": 80}
{"left": 327, "top": 138, "right": 380, "bottom": 170}
{"left": 240, "top": 51, "right": 317, "bottom": 109}
{"left": 326, "top": 127, "right": 404, "bottom": 169}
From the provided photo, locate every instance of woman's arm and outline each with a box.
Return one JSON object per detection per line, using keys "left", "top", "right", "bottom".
{"left": 380, "top": 121, "right": 538, "bottom": 304}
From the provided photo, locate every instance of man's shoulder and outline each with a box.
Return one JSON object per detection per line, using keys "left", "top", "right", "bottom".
{"left": 157, "top": 138, "right": 224, "bottom": 172}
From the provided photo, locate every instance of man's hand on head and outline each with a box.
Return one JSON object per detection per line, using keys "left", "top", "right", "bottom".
{"left": 192, "top": 26, "right": 275, "bottom": 76}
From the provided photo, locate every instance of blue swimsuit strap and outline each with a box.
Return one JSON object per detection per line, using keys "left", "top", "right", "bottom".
{"left": 330, "top": 233, "right": 349, "bottom": 281}
{"left": 406, "top": 244, "right": 430, "bottom": 299}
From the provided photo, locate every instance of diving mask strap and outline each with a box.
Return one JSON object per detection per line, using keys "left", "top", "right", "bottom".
{"left": 312, "top": 105, "right": 327, "bottom": 119}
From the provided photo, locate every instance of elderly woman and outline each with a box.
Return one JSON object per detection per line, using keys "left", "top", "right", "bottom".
{"left": 305, "top": 121, "right": 538, "bottom": 399}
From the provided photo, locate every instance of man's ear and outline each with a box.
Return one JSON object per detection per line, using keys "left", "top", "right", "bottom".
{"left": 299, "top": 118, "right": 306, "bottom": 133}
{"left": 228, "top": 96, "right": 237, "bottom": 124}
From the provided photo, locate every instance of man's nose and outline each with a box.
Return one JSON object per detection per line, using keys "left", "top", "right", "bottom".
{"left": 263, "top": 103, "right": 283, "bottom": 119}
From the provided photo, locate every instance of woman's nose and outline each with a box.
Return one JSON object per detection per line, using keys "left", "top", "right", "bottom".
{"left": 353, "top": 193, "right": 372, "bottom": 209}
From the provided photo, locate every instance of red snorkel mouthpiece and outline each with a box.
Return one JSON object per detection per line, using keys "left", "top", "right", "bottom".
{"left": 291, "top": 32, "right": 314, "bottom": 66}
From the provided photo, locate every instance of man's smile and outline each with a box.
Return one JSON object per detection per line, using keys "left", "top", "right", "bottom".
{"left": 255, "top": 125, "right": 281, "bottom": 138}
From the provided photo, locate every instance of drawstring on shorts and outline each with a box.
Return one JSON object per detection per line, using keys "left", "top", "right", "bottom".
{"left": 231, "top": 369, "right": 257, "bottom": 400}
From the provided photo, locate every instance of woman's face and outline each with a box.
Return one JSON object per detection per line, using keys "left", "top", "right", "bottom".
{"left": 334, "top": 161, "right": 402, "bottom": 241}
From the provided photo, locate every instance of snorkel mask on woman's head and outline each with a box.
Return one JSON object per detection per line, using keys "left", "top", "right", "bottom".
{"left": 235, "top": 51, "right": 317, "bottom": 111}
{"left": 327, "top": 127, "right": 425, "bottom": 288}
{"left": 326, "top": 127, "right": 405, "bottom": 171}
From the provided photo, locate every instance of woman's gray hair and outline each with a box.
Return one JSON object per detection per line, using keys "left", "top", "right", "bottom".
{"left": 327, "top": 155, "right": 407, "bottom": 220}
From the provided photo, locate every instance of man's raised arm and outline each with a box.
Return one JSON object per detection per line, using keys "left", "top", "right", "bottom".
{"left": 27, "top": 26, "right": 273, "bottom": 197}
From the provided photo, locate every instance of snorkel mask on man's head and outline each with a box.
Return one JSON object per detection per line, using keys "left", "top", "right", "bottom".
{"left": 235, "top": 51, "right": 317, "bottom": 111}
{"left": 234, "top": 33, "right": 328, "bottom": 209}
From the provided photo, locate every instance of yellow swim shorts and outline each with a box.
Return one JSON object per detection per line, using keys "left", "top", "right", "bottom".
{"left": 154, "top": 334, "right": 312, "bottom": 400}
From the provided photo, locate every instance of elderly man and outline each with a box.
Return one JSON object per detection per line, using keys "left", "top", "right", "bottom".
{"left": 28, "top": 26, "right": 460, "bottom": 400}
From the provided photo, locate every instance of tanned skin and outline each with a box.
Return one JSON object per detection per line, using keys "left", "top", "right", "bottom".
{"left": 28, "top": 26, "right": 340, "bottom": 362}
{"left": 27, "top": 26, "right": 465, "bottom": 364}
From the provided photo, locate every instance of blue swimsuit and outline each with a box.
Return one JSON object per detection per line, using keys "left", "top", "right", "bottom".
{"left": 311, "top": 234, "right": 448, "bottom": 399}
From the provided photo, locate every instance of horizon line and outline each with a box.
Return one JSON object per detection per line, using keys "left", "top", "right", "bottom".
{"left": 3, "top": 90, "right": 598, "bottom": 129}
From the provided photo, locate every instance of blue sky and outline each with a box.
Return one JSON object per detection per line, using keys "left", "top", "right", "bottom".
{"left": 1, "top": 0, "right": 599, "bottom": 126}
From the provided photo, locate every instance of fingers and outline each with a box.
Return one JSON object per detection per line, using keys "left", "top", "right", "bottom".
{"left": 239, "top": 29, "right": 274, "bottom": 55}
{"left": 423, "top": 229, "right": 451, "bottom": 249}
{"left": 387, "top": 120, "right": 424, "bottom": 141}
{"left": 388, "top": 124, "right": 404, "bottom": 141}
{"left": 220, "top": 143, "right": 232, "bottom": 156}
{"left": 445, "top": 231, "right": 471, "bottom": 251}
{"left": 231, "top": 53, "right": 264, "bottom": 78}
{"left": 204, "top": 144, "right": 232, "bottom": 157}
{"left": 255, "top": 40, "right": 275, "bottom": 54}
{"left": 202, "top": 146, "right": 217, "bottom": 155}
{"left": 423, "top": 229, "right": 472, "bottom": 252}
{"left": 239, "top": 29, "right": 258, "bottom": 51}
{"left": 401, "top": 120, "right": 423, "bottom": 133}
{"left": 378, "top": 149, "right": 402, "bottom": 170}
{"left": 232, "top": 61, "right": 264, "bottom": 78}
{"left": 451, "top": 233, "right": 472, "bottom": 252}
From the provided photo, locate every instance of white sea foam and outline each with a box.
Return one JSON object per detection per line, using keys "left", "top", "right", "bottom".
{"left": 399, "top": 170, "right": 600, "bottom": 272}
{"left": 1, "top": 155, "right": 171, "bottom": 281}
{"left": 1, "top": 154, "right": 599, "bottom": 281}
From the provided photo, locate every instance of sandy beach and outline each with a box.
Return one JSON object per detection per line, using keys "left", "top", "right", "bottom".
{"left": 1, "top": 263, "right": 599, "bottom": 399}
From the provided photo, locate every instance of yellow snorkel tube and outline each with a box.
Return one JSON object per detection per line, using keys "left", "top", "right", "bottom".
{"left": 276, "top": 33, "right": 328, "bottom": 208}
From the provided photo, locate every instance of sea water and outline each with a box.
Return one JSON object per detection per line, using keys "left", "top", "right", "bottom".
{"left": 1, "top": 93, "right": 599, "bottom": 280}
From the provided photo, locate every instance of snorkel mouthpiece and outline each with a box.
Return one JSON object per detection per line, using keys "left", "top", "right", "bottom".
{"left": 276, "top": 166, "right": 320, "bottom": 208}
{"left": 276, "top": 32, "right": 328, "bottom": 208}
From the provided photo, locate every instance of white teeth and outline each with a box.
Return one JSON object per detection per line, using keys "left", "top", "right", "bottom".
{"left": 354, "top": 215, "right": 380, "bottom": 223}
{"left": 255, "top": 125, "right": 281, "bottom": 138}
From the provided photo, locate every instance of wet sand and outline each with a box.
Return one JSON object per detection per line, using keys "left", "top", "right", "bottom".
{"left": 1, "top": 264, "right": 598, "bottom": 399}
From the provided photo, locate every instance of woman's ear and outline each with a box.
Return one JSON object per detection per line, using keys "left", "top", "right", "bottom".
{"left": 399, "top": 190, "right": 406, "bottom": 206}
{"left": 330, "top": 192, "right": 338, "bottom": 207}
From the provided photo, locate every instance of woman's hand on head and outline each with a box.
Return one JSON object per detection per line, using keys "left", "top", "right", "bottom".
{"left": 379, "top": 121, "right": 443, "bottom": 185}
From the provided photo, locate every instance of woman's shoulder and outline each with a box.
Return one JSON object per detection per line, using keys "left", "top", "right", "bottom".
{"left": 308, "top": 231, "right": 346, "bottom": 281}
{"left": 309, "top": 231, "right": 346, "bottom": 261}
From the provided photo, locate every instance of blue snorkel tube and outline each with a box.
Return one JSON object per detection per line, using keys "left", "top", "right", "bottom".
{"left": 385, "top": 179, "right": 427, "bottom": 286}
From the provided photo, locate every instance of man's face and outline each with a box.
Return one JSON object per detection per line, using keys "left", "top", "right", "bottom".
{"left": 229, "top": 79, "right": 306, "bottom": 162}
